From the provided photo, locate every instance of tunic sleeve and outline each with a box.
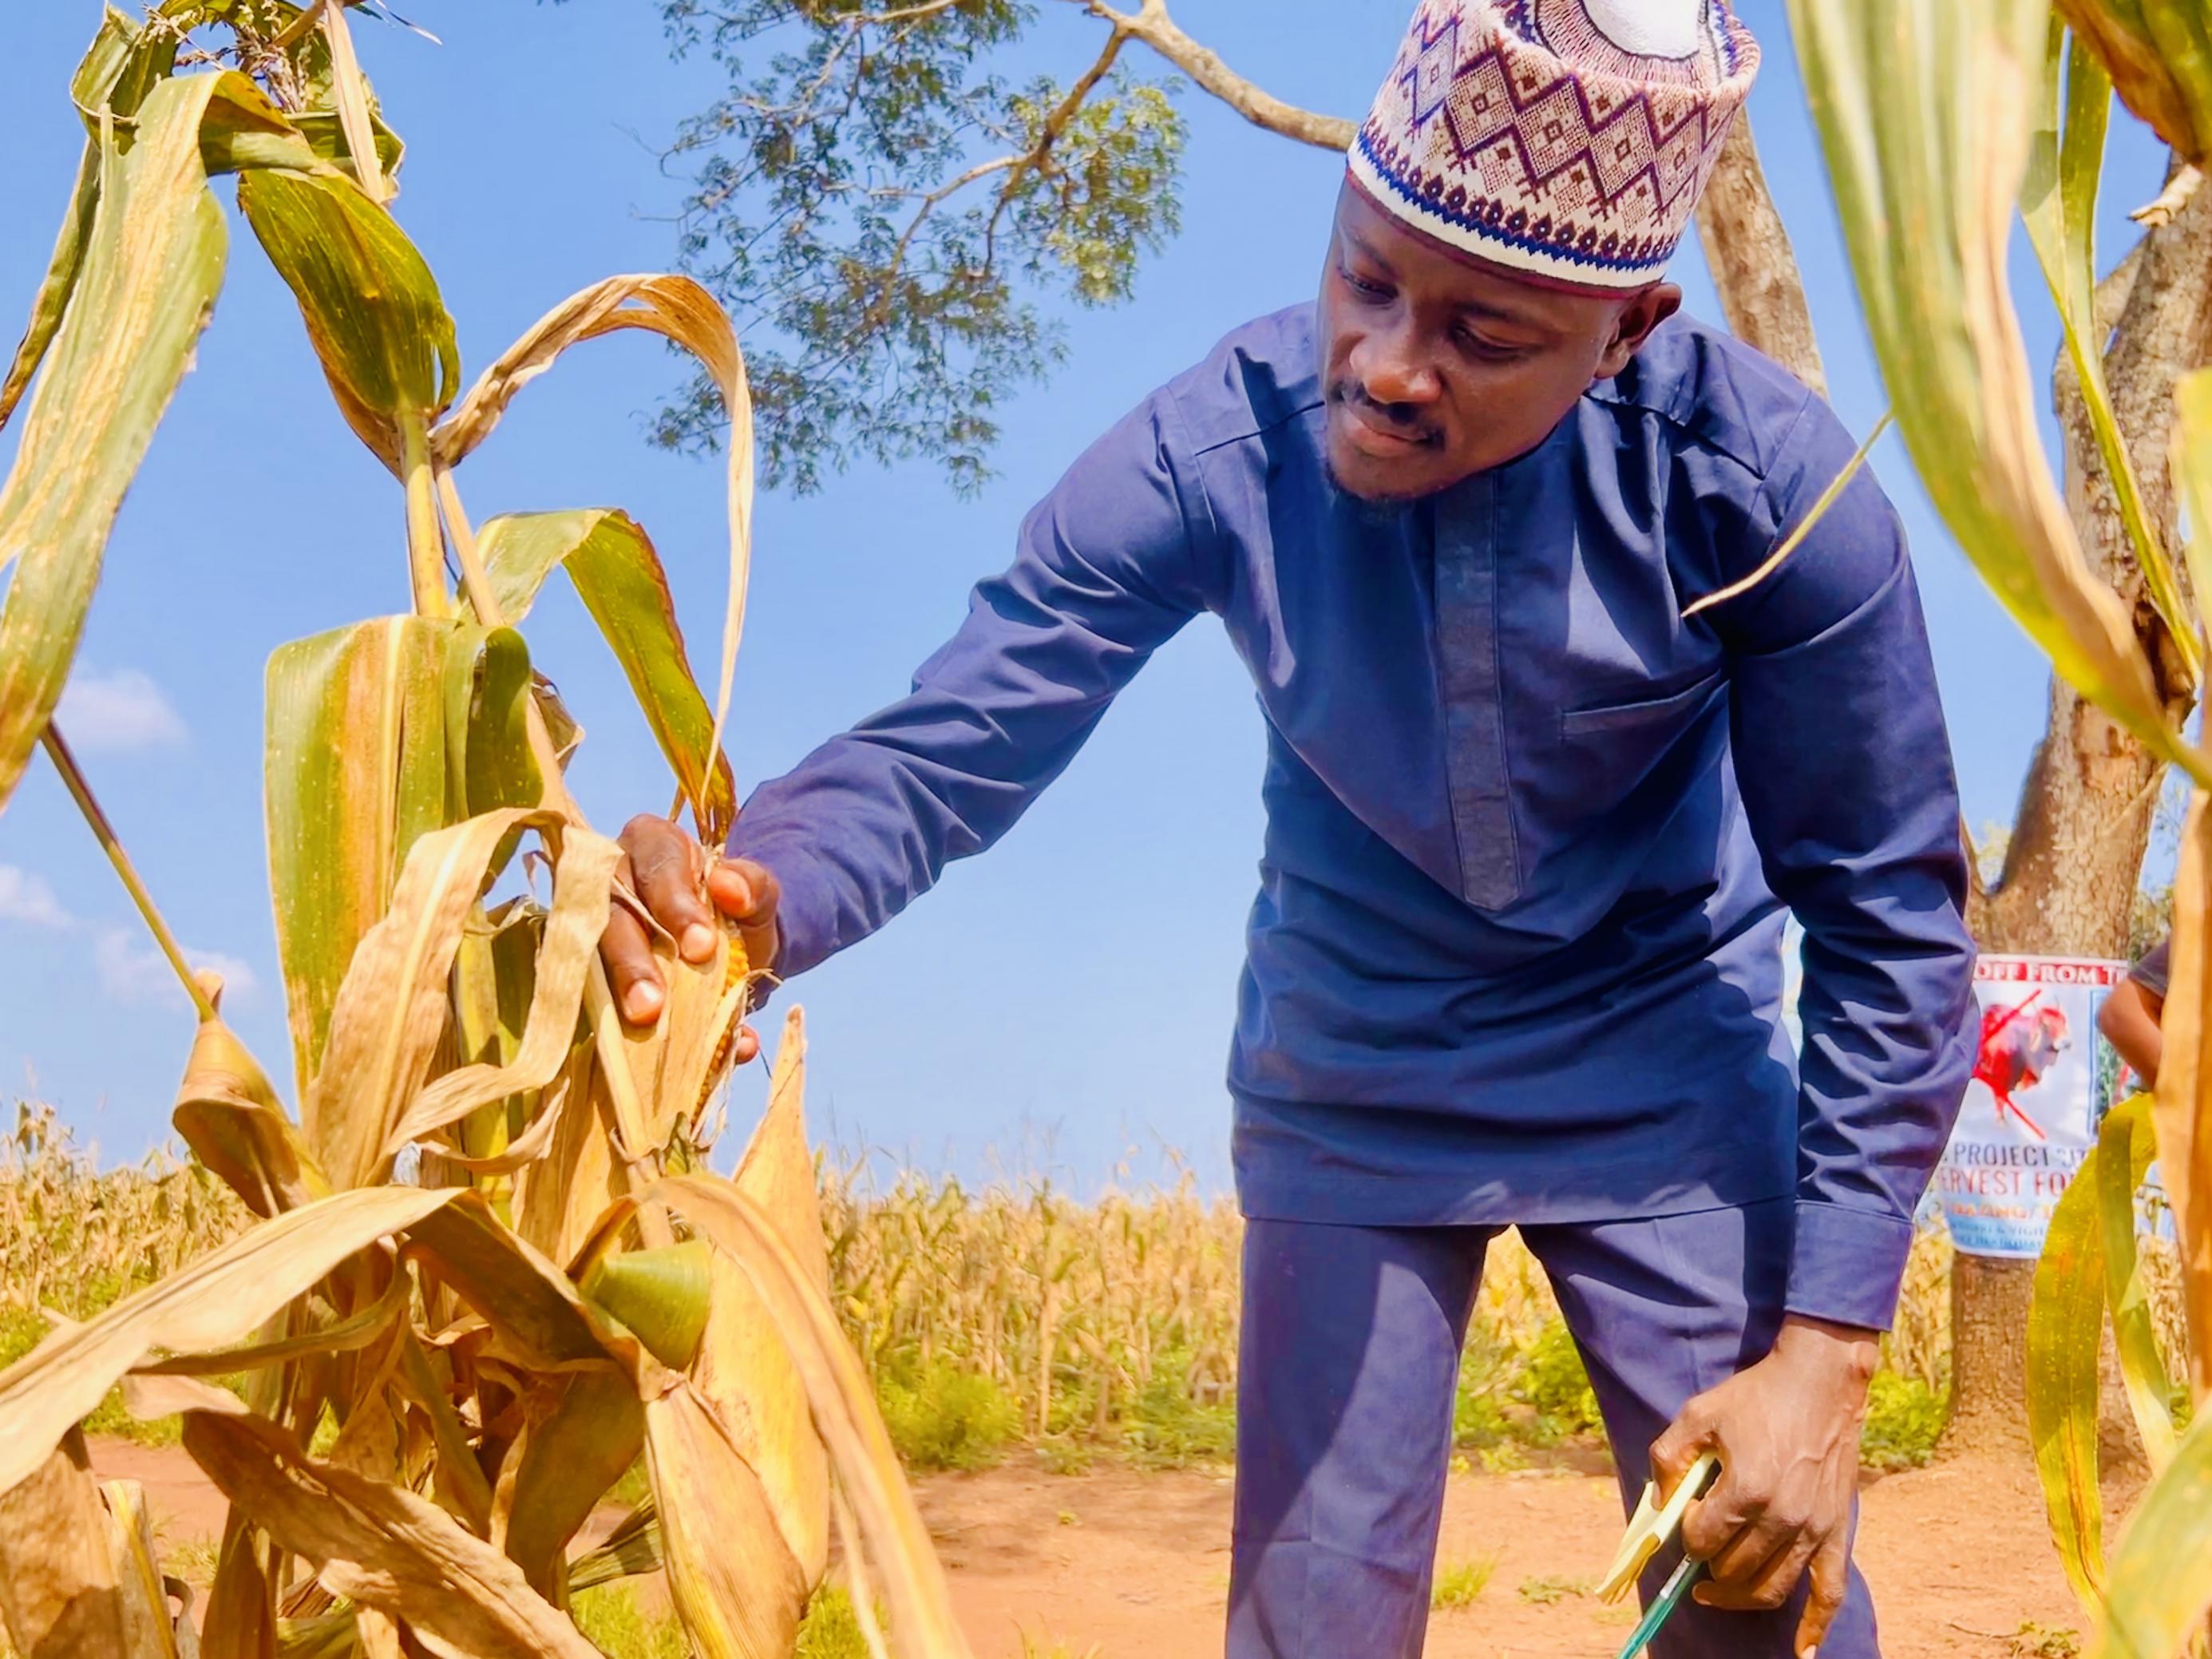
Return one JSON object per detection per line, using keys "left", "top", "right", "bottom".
{"left": 1711, "top": 395, "right": 1979, "bottom": 1332}
{"left": 728, "top": 390, "right": 1216, "bottom": 979}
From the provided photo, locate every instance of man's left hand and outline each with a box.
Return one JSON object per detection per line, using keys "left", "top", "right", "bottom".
{"left": 1648, "top": 1313, "right": 1878, "bottom": 1659}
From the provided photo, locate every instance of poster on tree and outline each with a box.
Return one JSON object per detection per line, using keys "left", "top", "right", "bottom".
{"left": 1934, "top": 954, "right": 2127, "bottom": 1259}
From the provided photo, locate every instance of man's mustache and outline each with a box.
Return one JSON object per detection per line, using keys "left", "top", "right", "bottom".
{"left": 1328, "top": 380, "right": 1442, "bottom": 448}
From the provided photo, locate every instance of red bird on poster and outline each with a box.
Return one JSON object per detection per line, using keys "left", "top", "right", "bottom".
{"left": 1970, "top": 989, "right": 2067, "bottom": 1142}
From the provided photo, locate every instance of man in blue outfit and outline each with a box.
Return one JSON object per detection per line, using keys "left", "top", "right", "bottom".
{"left": 603, "top": 1, "right": 1977, "bottom": 1653}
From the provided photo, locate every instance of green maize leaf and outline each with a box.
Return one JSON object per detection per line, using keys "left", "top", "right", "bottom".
{"left": 584, "top": 1241, "right": 715, "bottom": 1371}
{"left": 289, "top": 109, "right": 406, "bottom": 184}
{"left": 501, "top": 1368, "right": 646, "bottom": 1603}
{"left": 2096, "top": 1095, "right": 2180, "bottom": 1468}
{"left": 474, "top": 509, "right": 738, "bottom": 841}
{"left": 0, "top": 1184, "right": 461, "bottom": 1495}
{"left": 266, "top": 617, "right": 452, "bottom": 1097}
{"left": 2023, "top": 23, "right": 2196, "bottom": 681}
{"left": 2028, "top": 1095, "right": 2141, "bottom": 1612}
{"left": 2174, "top": 370, "right": 2212, "bottom": 640}
{"left": 0, "top": 74, "right": 272, "bottom": 819}
{"left": 0, "top": 6, "right": 183, "bottom": 431}
{"left": 235, "top": 164, "right": 458, "bottom": 474}
{"left": 451, "top": 901, "right": 544, "bottom": 1169}
{"left": 2094, "top": 1400, "right": 2212, "bottom": 1657}
{"left": 1786, "top": 0, "right": 2206, "bottom": 785}
{"left": 0, "top": 5, "right": 185, "bottom": 403}
{"left": 443, "top": 623, "right": 540, "bottom": 820}
{"left": 2057, "top": 0, "right": 2212, "bottom": 165}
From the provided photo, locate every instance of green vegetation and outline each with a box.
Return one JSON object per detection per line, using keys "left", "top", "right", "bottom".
{"left": 570, "top": 1585, "right": 687, "bottom": 1659}
{"left": 1120, "top": 1346, "right": 1238, "bottom": 1468}
{"left": 1517, "top": 1574, "right": 1591, "bottom": 1606}
{"left": 1858, "top": 1370, "right": 1947, "bottom": 1472}
{"left": 1514, "top": 1320, "right": 1604, "bottom": 1443}
{"left": 877, "top": 1357, "right": 1024, "bottom": 1473}
{"left": 794, "top": 1587, "right": 873, "bottom": 1659}
{"left": 1429, "top": 1554, "right": 1499, "bottom": 1612}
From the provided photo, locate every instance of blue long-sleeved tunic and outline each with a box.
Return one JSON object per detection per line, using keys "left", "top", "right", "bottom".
{"left": 730, "top": 305, "right": 1978, "bottom": 1331}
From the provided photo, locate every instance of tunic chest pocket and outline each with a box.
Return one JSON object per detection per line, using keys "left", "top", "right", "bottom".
{"left": 1551, "top": 667, "right": 1727, "bottom": 820}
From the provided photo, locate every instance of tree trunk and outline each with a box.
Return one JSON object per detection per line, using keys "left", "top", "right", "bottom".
{"left": 1953, "top": 162, "right": 2212, "bottom": 1455}
{"left": 1694, "top": 114, "right": 1828, "bottom": 397}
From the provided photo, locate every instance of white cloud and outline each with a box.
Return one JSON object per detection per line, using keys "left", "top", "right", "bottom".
{"left": 94, "top": 928, "right": 258, "bottom": 1008}
{"left": 0, "top": 865, "right": 73, "bottom": 930}
{"left": 57, "top": 668, "right": 188, "bottom": 752}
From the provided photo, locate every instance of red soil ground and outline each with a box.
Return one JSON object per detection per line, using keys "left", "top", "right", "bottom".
{"left": 91, "top": 1439, "right": 2098, "bottom": 1657}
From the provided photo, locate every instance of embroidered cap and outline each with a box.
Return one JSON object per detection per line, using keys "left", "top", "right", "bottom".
{"left": 1349, "top": 0, "right": 1759, "bottom": 292}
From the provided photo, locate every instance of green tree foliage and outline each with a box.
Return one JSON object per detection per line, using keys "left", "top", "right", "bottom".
{"left": 627, "top": 0, "right": 1192, "bottom": 493}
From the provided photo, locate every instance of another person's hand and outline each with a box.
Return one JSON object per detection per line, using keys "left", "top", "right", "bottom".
{"left": 1649, "top": 1314, "right": 1878, "bottom": 1658}
{"left": 602, "top": 814, "right": 782, "bottom": 1062}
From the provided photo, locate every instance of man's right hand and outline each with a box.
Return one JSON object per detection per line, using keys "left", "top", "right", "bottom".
{"left": 603, "top": 815, "right": 782, "bottom": 1055}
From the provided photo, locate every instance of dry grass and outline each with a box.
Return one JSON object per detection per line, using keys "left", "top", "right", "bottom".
{"left": 5, "top": 1100, "right": 2188, "bottom": 1475}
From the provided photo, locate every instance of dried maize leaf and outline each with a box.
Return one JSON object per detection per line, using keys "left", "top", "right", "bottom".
{"left": 512, "top": 1051, "right": 624, "bottom": 1268}
{"left": 180, "top": 1408, "right": 603, "bottom": 1659}
{"left": 382, "top": 826, "right": 618, "bottom": 1158}
{"left": 235, "top": 164, "right": 455, "bottom": 474}
{"left": 687, "top": 1008, "right": 832, "bottom": 1582}
{"left": 0, "top": 73, "right": 254, "bottom": 816}
{"left": 104, "top": 1478, "right": 188, "bottom": 1657}
{"left": 0, "top": 1429, "right": 126, "bottom": 1658}
{"left": 304, "top": 806, "right": 560, "bottom": 1191}
{"left": 172, "top": 996, "right": 329, "bottom": 1219}
{"left": 200, "top": 1511, "right": 278, "bottom": 1659}
{"left": 0, "top": 1185, "right": 457, "bottom": 1495}
{"left": 1786, "top": 0, "right": 2201, "bottom": 782}
{"left": 402, "top": 1190, "right": 629, "bottom": 1372}
{"left": 622, "top": 919, "right": 749, "bottom": 1156}
{"left": 473, "top": 509, "right": 736, "bottom": 840}
{"left": 495, "top": 1368, "right": 644, "bottom": 1603}
{"left": 643, "top": 1379, "right": 810, "bottom": 1659}
{"left": 432, "top": 275, "right": 755, "bottom": 798}
{"left": 653, "top": 1174, "right": 973, "bottom": 1659}
{"left": 2056, "top": 0, "right": 2212, "bottom": 165}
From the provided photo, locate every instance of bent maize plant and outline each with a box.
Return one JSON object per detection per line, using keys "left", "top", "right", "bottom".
{"left": 0, "top": 6, "right": 970, "bottom": 1657}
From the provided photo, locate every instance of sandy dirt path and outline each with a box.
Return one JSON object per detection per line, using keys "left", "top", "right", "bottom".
{"left": 92, "top": 1439, "right": 2091, "bottom": 1657}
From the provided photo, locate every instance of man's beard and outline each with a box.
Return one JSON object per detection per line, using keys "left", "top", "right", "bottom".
{"left": 1321, "top": 452, "right": 1434, "bottom": 517}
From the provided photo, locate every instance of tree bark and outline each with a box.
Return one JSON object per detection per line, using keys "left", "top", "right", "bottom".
{"left": 1953, "top": 163, "right": 2212, "bottom": 1456}
{"left": 1693, "top": 114, "right": 1828, "bottom": 396}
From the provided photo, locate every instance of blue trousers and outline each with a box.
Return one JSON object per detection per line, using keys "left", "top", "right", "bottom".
{"left": 1225, "top": 1202, "right": 1881, "bottom": 1657}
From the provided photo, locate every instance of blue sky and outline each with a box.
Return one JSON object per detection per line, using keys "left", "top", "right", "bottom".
{"left": 0, "top": 1, "right": 2173, "bottom": 1184}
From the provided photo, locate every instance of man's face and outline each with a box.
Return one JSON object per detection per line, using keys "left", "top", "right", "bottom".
{"left": 1316, "top": 184, "right": 1680, "bottom": 501}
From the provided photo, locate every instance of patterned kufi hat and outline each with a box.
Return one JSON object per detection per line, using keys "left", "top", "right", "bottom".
{"left": 1350, "top": 0, "right": 1759, "bottom": 292}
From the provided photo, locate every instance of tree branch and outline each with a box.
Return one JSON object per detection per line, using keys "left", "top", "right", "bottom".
{"left": 1692, "top": 113, "right": 1826, "bottom": 395}
{"left": 1090, "top": 0, "right": 1355, "bottom": 151}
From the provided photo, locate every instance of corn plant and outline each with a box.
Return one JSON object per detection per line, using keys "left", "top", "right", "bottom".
{"left": 0, "top": 7, "right": 968, "bottom": 1657}
{"left": 1785, "top": 0, "right": 2212, "bottom": 1652}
